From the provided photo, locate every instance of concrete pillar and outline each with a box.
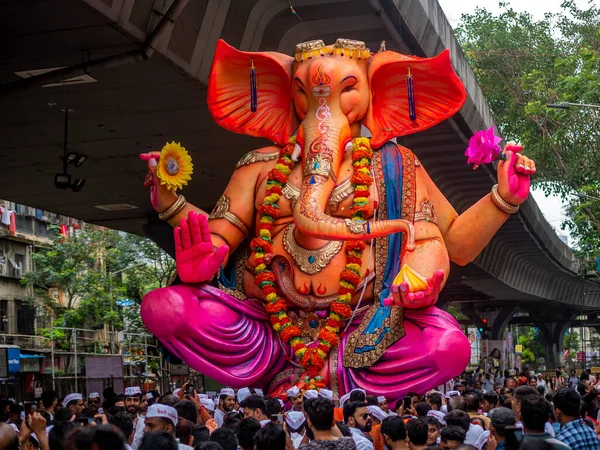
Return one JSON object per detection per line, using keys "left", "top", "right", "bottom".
{"left": 536, "top": 321, "right": 571, "bottom": 369}
{"left": 460, "top": 304, "right": 517, "bottom": 339}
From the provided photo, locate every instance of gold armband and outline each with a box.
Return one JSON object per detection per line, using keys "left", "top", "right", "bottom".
{"left": 209, "top": 195, "right": 250, "bottom": 235}
{"left": 491, "top": 184, "right": 519, "bottom": 214}
{"left": 158, "top": 195, "right": 186, "bottom": 221}
{"left": 413, "top": 200, "right": 437, "bottom": 224}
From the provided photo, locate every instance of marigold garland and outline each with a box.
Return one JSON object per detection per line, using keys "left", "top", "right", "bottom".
{"left": 250, "top": 136, "right": 373, "bottom": 388}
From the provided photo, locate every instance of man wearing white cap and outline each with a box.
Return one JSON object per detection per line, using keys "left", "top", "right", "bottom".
{"left": 87, "top": 392, "right": 101, "bottom": 416}
{"left": 63, "top": 393, "right": 85, "bottom": 417}
{"left": 286, "top": 386, "right": 304, "bottom": 412}
{"left": 200, "top": 398, "right": 216, "bottom": 417}
{"left": 215, "top": 387, "right": 235, "bottom": 427}
{"left": 377, "top": 396, "right": 389, "bottom": 414}
{"left": 319, "top": 389, "right": 334, "bottom": 402}
{"left": 367, "top": 406, "right": 388, "bottom": 425}
{"left": 125, "top": 387, "right": 145, "bottom": 450}
{"left": 144, "top": 404, "right": 193, "bottom": 450}
{"left": 286, "top": 411, "right": 307, "bottom": 448}
{"left": 304, "top": 390, "right": 319, "bottom": 400}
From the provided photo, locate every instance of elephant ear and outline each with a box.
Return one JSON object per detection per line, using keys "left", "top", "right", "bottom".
{"left": 363, "top": 49, "right": 467, "bottom": 149}
{"left": 208, "top": 40, "right": 297, "bottom": 147}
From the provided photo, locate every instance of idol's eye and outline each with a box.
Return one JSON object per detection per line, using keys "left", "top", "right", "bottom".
{"left": 342, "top": 85, "right": 354, "bottom": 93}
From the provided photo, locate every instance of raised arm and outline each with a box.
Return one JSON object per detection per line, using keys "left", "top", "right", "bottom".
{"left": 423, "top": 150, "right": 535, "bottom": 266}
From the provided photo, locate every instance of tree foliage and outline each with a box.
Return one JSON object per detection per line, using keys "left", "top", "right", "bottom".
{"left": 456, "top": 1, "right": 600, "bottom": 266}
{"left": 23, "top": 225, "right": 175, "bottom": 334}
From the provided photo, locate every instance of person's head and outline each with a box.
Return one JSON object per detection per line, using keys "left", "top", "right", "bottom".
{"left": 191, "top": 426, "right": 211, "bottom": 447}
{"left": 512, "top": 386, "right": 538, "bottom": 421}
{"left": 138, "top": 431, "right": 178, "bottom": 450}
{"left": 109, "top": 410, "right": 135, "bottom": 445}
{"left": 482, "top": 393, "right": 498, "bottom": 413}
{"left": 381, "top": 416, "right": 407, "bottom": 448}
{"left": 87, "top": 393, "right": 101, "bottom": 415}
{"left": 423, "top": 416, "right": 441, "bottom": 446}
{"left": 209, "top": 427, "right": 237, "bottom": 450}
{"left": 520, "top": 395, "right": 550, "bottom": 433}
{"left": 286, "top": 387, "right": 304, "bottom": 411}
{"left": 8, "top": 403, "right": 22, "bottom": 421}
{"left": 416, "top": 402, "right": 432, "bottom": 418}
{"left": 143, "top": 404, "right": 178, "bottom": 436}
{"left": 445, "top": 410, "right": 470, "bottom": 432}
{"left": 254, "top": 422, "right": 286, "bottom": 450}
{"left": 570, "top": 369, "right": 576, "bottom": 376}
{"left": 427, "top": 393, "right": 443, "bottom": 411}
{"left": 125, "top": 387, "right": 142, "bottom": 415}
{"left": 114, "top": 395, "right": 125, "bottom": 408}
{"left": 175, "top": 400, "right": 198, "bottom": 425}
{"left": 219, "top": 394, "right": 236, "bottom": 413}
{"left": 41, "top": 390, "right": 58, "bottom": 411}
{"left": 65, "top": 425, "right": 125, "bottom": 450}
{"left": 349, "top": 389, "right": 367, "bottom": 403}
{"left": 103, "top": 387, "right": 116, "bottom": 401}
{"left": 528, "top": 377, "right": 537, "bottom": 388}
{"left": 265, "top": 397, "right": 282, "bottom": 421}
{"left": 489, "top": 407, "right": 515, "bottom": 441}
{"left": 464, "top": 392, "right": 480, "bottom": 412}
{"left": 304, "top": 397, "right": 335, "bottom": 431}
{"left": 456, "top": 383, "right": 467, "bottom": 394}
{"left": 159, "top": 395, "right": 180, "bottom": 407}
{"left": 0, "top": 423, "right": 18, "bottom": 450}
{"left": 377, "top": 396, "right": 389, "bottom": 413}
{"left": 439, "top": 426, "right": 466, "bottom": 450}
{"left": 407, "top": 392, "right": 420, "bottom": 409}
{"left": 64, "top": 394, "right": 85, "bottom": 417}
{"left": 447, "top": 396, "right": 468, "bottom": 413}
{"left": 139, "top": 392, "right": 149, "bottom": 414}
{"left": 237, "top": 418, "right": 261, "bottom": 450}
{"left": 344, "top": 401, "right": 372, "bottom": 432}
{"left": 553, "top": 387, "right": 581, "bottom": 424}
{"left": 407, "top": 418, "right": 429, "bottom": 449}
{"left": 241, "top": 395, "right": 267, "bottom": 421}
{"left": 504, "top": 378, "right": 517, "bottom": 390}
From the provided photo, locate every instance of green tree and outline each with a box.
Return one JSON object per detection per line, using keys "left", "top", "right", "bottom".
{"left": 563, "top": 329, "right": 581, "bottom": 354}
{"left": 517, "top": 326, "right": 546, "bottom": 363}
{"left": 456, "top": 1, "right": 600, "bottom": 266}
{"left": 23, "top": 225, "right": 175, "bottom": 337}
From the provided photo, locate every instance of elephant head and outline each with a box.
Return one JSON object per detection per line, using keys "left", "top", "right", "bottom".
{"left": 207, "top": 39, "right": 466, "bottom": 243}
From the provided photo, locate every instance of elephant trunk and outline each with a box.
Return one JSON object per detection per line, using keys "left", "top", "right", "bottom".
{"left": 293, "top": 120, "right": 415, "bottom": 250}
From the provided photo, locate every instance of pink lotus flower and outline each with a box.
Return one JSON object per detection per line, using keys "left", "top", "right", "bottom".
{"left": 464, "top": 126, "right": 502, "bottom": 170}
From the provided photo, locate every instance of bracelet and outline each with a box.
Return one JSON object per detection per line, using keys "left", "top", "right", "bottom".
{"left": 158, "top": 195, "right": 186, "bottom": 221}
{"left": 491, "top": 185, "right": 519, "bottom": 214}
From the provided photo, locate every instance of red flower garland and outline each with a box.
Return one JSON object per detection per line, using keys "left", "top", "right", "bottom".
{"left": 250, "top": 136, "right": 373, "bottom": 388}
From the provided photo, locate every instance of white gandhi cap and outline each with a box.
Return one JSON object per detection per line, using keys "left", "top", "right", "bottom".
{"left": 147, "top": 404, "right": 178, "bottom": 425}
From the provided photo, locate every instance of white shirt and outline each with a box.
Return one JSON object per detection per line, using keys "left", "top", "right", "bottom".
{"left": 131, "top": 414, "right": 145, "bottom": 450}
{"left": 178, "top": 444, "right": 194, "bottom": 450}
{"left": 291, "top": 431, "right": 305, "bottom": 448}
{"left": 349, "top": 427, "right": 374, "bottom": 450}
{"left": 465, "top": 424, "right": 484, "bottom": 445}
{"left": 537, "top": 380, "right": 547, "bottom": 393}
{"left": 214, "top": 408, "right": 225, "bottom": 427}
{"left": 260, "top": 419, "right": 271, "bottom": 427}
{"left": 125, "top": 445, "right": 133, "bottom": 450}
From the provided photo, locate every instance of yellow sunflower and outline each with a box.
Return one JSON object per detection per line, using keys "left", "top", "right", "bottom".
{"left": 156, "top": 142, "right": 194, "bottom": 191}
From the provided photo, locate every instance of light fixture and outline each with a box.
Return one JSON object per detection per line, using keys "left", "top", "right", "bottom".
{"left": 54, "top": 173, "right": 71, "bottom": 190}
{"left": 65, "top": 151, "right": 87, "bottom": 167}
{"left": 71, "top": 179, "right": 86, "bottom": 192}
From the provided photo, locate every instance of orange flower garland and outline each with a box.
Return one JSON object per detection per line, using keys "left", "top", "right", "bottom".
{"left": 251, "top": 136, "right": 373, "bottom": 388}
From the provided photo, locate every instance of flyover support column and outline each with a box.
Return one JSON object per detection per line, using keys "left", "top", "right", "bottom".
{"left": 536, "top": 321, "right": 570, "bottom": 369}
{"left": 461, "top": 304, "right": 517, "bottom": 339}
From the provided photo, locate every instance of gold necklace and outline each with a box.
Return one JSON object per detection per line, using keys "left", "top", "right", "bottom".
{"left": 282, "top": 224, "right": 343, "bottom": 275}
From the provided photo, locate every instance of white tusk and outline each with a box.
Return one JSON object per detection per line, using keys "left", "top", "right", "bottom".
{"left": 291, "top": 143, "right": 302, "bottom": 162}
{"left": 345, "top": 142, "right": 353, "bottom": 153}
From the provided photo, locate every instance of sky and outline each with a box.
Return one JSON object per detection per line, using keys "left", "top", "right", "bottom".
{"left": 436, "top": 0, "right": 595, "bottom": 247}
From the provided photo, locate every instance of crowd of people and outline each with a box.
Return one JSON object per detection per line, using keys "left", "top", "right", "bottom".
{"left": 2, "top": 369, "right": 600, "bottom": 450}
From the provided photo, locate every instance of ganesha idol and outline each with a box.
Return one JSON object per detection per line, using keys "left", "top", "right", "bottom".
{"left": 140, "top": 38, "right": 536, "bottom": 401}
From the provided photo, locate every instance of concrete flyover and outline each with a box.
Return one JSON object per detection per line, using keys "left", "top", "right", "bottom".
{"left": 1, "top": 0, "right": 599, "bottom": 332}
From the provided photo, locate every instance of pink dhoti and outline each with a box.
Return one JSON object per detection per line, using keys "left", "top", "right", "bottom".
{"left": 141, "top": 284, "right": 469, "bottom": 402}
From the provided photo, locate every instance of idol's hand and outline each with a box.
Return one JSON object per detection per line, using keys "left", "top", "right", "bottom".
{"left": 175, "top": 211, "right": 229, "bottom": 283}
{"left": 140, "top": 152, "right": 178, "bottom": 213}
{"left": 385, "top": 270, "right": 445, "bottom": 309}
{"left": 497, "top": 144, "right": 536, "bottom": 206}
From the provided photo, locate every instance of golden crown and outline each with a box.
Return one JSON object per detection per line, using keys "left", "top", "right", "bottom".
{"left": 294, "top": 39, "right": 371, "bottom": 63}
